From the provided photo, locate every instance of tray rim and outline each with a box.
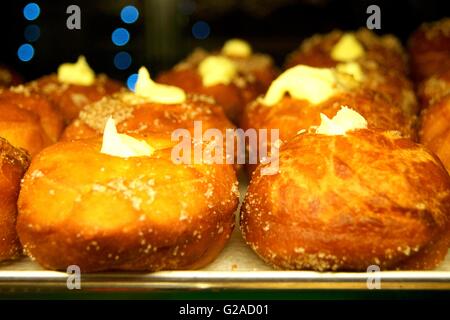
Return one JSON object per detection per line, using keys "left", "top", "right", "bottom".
{"left": 1, "top": 270, "right": 450, "bottom": 291}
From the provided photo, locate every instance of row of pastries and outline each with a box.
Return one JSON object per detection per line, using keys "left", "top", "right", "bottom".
{"left": 0, "top": 19, "right": 449, "bottom": 272}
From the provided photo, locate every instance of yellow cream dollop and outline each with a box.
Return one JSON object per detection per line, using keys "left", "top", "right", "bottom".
{"left": 262, "top": 65, "right": 338, "bottom": 106}
{"left": 198, "top": 56, "right": 237, "bottom": 87}
{"left": 336, "top": 62, "right": 364, "bottom": 81}
{"left": 134, "top": 67, "right": 186, "bottom": 104}
{"left": 100, "top": 117, "right": 154, "bottom": 158}
{"left": 330, "top": 33, "right": 365, "bottom": 62}
{"left": 222, "top": 39, "right": 252, "bottom": 57}
{"left": 57, "top": 56, "right": 95, "bottom": 86}
{"left": 316, "top": 106, "right": 368, "bottom": 135}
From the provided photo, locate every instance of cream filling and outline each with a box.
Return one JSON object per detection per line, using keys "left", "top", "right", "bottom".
{"left": 198, "top": 56, "right": 237, "bottom": 87}
{"left": 331, "top": 33, "right": 365, "bottom": 62}
{"left": 315, "top": 106, "right": 368, "bottom": 135}
{"left": 134, "top": 67, "right": 186, "bottom": 104}
{"left": 100, "top": 117, "right": 154, "bottom": 158}
{"left": 222, "top": 39, "right": 252, "bottom": 57}
{"left": 262, "top": 65, "right": 339, "bottom": 106}
{"left": 57, "top": 56, "right": 95, "bottom": 86}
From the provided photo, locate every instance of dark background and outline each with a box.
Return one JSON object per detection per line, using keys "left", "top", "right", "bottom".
{"left": 0, "top": 0, "right": 449, "bottom": 83}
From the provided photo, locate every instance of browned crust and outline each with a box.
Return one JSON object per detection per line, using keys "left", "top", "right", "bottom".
{"left": 409, "top": 18, "right": 450, "bottom": 82}
{"left": 157, "top": 66, "right": 262, "bottom": 124}
{"left": 0, "top": 104, "right": 52, "bottom": 156}
{"left": 17, "top": 137, "right": 239, "bottom": 272}
{"left": 283, "top": 30, "right": 416, "bottom": 116}
{"left": 0, "top": 86, "right": 64, "bottom": 142}
{"left": 241, "top": 89, "right": 417, "bottom": 176}
{"left": 417, "top": 67, "right": 450, "bottom": 108}
{"left": 420, "top": 94, "right": 450, "bottom": 173}
{"left": 0, "top": 137, "right": 30, "bottom": 261}
{"left": 27, "top": 74, "right": 123, "bottom": 124}
{"left": 229, "top": 54, "right": 279, "bottom": 90}
{"left": 61, "top": 92, "right": 235, "bottom": 142}
{"left": 242, "top": 90, "right": 417, "bottom": 142}
{"left": 173, "top": 48, "right": 279, "bottom": 91}
{"left": 285, "top": 28, "right": 408, "bottom": 74}
{"left": 241, "top": 130, "right": 450, "bottom": 271}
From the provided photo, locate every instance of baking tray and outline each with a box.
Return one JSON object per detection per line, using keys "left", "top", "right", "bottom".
{"left": 0, "top": 171, "right": 449, "bottom": 292}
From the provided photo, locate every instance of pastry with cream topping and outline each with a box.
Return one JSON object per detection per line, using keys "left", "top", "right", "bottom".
{"left": 241, "top": 65, "right": 416, "bottom": 174}
{"left": 220, "top": 39, "right": 279, "bottom": 90}
{"left": 285, "top": 30, "right": 416, "bottom": 116}
{"left": 61, "top": 67, "right": 235, "bottom": 145}
{"left": 17, "top": 120, "right": 239, "bottom": 272}
{"left": 285, "top": 29, "right": 408, "bottom": 74}
{"left": 241, "top": 107, "right": 450, "bottom": 271}
{"left": 27, "top": 56, "right": 122, "bottom": 123}
{"left": 0, "top": 137, "right": 30, "bottom": 261}
{"left": 157, "top": 41, "right": 274, "bottom": 123}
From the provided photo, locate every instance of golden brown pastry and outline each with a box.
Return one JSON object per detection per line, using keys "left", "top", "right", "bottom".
{"left": 242, "top": 65, "right": 415, "bottom": 163}
{"left": 241, "top": 109, "right": 450, "bottom": 271}
{"left": 17, "top": 131, "right": 239, "bottom": 272}
{"left": 356, "top": 61, "right": 418, "bottom": 116}
{"left": 285, "top": 30, "right": 416, "bottom": 115}
{"left": 61, "top": 92, "right": 234, "bottom": 142}
{"left": 241, "top": 65, "right": 417, "bottom": 175}
{"left": 417, "top": 67, "right": 450, "bottom": 109}
{"left": 27, "top": 57, "right": 122, "bottom": 123}
{"left": 0, "top": 104, "right": 51, "bottom": 157}
{"left": 409, "top": 18, "right": 450, "bottom": 82}
{"left": 61, "top": 67, "right": 235, "bottom": 145}
{"left": 0, "top": 137, "right": 30, "bottom": 261}
{"left": 242, "top": 89, "right": 415, "bottom": 142}
{"left": 420, "top": 94, "right": 450, "bottom": 172}
{"left": 157, "top": 49, "right": 262, "bottom": 123}
{"left": 285, "top": 28, "right": 408, "bottom": 75}
{"left": 220, "top": 39, "right": 279, "bottom": 90}
{"left": 0, "top": 86, "right": 64, "bottom": 143}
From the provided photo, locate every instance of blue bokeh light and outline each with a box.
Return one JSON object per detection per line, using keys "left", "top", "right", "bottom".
{"left": 121, "top": 5, "right": 139, "bottom": 24}
{"left": 23, "top": 3, "right": 40, "bottom": 21}
{"left": 17, "top": 44, "right": 35, "bottom": 62}
{"left": 24, "top": 24, "right": 40, "bottom": 42}
{"left": 192, "top": 21, "right": 210, "bottom": 40}
{"left": 111, "top": 28, "right": 130, "bottom": 46}
{"left": 127, "top": 73, "right": 138, "bottom": 91}
{"left": 114, "top": 51, "right": 132, "bottom": 70}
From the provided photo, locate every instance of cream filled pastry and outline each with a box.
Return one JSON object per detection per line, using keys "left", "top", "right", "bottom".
{"left": 241, "top": 65, "right": 416, "bottom": 175}
{"left": 241, "top": 108, "right": 450, "bottom": 271}
{"left": 285, "top": 29, "right": 408, "bottom": 74}
{"left": 62, "top": 66, "right": 235, "bottom": 145}
{"left": 17, "top": 120, "right": 239, "bottom": 271}
{"left": 0, "top": 137, "right": 30, "bottom": 261}
{"left": 27, "top": 56, "right": 122, "bottom": 123}
{"left": 285, "top": 30, "right": 417, "bottom": 116}
{"left": 157, "top": 43, "right": 277, "bottom": 123}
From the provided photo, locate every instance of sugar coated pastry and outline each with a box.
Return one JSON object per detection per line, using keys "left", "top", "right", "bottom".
{"left": 17, "top": 119, "right": 239, "bottom": 271}
{"left": 27, "top": 56, "right": 122, "bottom": 123}
{"left": 0, "top": 137, "right": 30, "bottom": 261}
{"left": 241, "top": 107, "right": 450, "bottom": 271}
